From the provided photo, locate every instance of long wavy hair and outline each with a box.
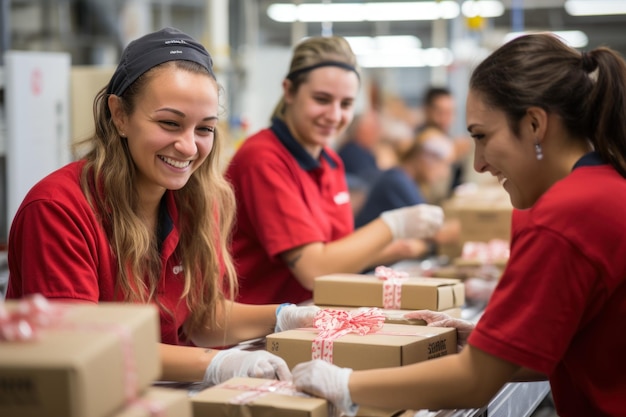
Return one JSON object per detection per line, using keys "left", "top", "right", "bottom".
{"left": 72, "top": 60, "right": 237, "bottom": 336}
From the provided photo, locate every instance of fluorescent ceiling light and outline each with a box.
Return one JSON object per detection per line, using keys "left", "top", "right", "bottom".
{"left": 462, "top": 0, "right": 505, "bottom": 18}
{"left": 344, "top": 35, "right": 422, "bottom": 54}
{"left": 504, "top": 30, "right": 589, "bottom": 48}
{"left": 565, "top": 0, "right": 626, "bottom": 16}
{"left": 357, "top": 48, "right": 454, "bottom": 68}
{"left": 267, "top": 1, "right": 462, "bottom": 22}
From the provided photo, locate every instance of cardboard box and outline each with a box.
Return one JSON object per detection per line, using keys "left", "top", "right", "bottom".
{"left": 110, "top": 387, "right": 191, "bottom": 417}
{"left": 191, "top": 377, "right": 328, "bottom": 417}
{"left": 266, "top": 323, "right": 456, "bottom": 370}
{"left": 313, "top": 274, "right": 465, "bottom": 311}
{"left": 442, "top": 185, "right": 513, "bottom": 249}
{"left": 315, "top": 306, "right": 463, "bottom": 325}
{"left": 0, "top": 302, "right": 161, "bottom": 417}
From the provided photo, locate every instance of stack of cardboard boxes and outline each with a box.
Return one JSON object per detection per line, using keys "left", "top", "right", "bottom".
{"left": 435, "top": 184, "right": 512, "bottom": 282}
{"left": 0, "top": 300, "right": 192, "bottom": 417}
{"left": 192, "top": 270, "right": 465, "bottom": 416}
{"left": 266, "top": 272, "right": 463, "bottom": 373}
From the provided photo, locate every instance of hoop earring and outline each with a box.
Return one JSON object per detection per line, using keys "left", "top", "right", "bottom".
{"left": 535, "top": 142, "right": 543, "bottom": 161}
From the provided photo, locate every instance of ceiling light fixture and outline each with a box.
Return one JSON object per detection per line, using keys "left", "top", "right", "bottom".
{"left": 267, "top": 1, "right": 505, "bottom": 23}
{"left": 462, "top": 0, "right": 505, "bottom": 18}
{"left": 344, "top": 35, "right": 422, "bottom": 54}
{"left": 565, "top": 0, "right": 626, "bottom": 16}
{"left": 356, "top": 48, "right": 455, "bottom": 68}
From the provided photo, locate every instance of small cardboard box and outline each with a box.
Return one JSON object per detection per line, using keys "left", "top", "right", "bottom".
{"left": 314, "top": 306, "right": 463, "bottom": 325}
{"left": 266, "top": 323, "right": 456, "bottom": 370}
{"left": 431, "top": 264, "right": 505, "bottom": 282}
{"left": 0, "top": 302, "right": 161, "bottom": 417}
{"left": 111, "top": 387, "right": 192, "bottom": 417}
{"left": 313, "top": 274, "right": 465, "bottom": 311}
{"left": 191, "top": 377, "right": 328, "bottom": 417}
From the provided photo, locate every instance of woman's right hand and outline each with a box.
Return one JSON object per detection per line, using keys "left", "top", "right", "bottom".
{"left": 404, "top": 310, "right": 475, "bottom": 351}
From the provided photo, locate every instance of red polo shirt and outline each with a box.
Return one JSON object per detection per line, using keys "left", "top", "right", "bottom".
{"left": 226, "top": 118, "right": 354, "bottom": 304}
{"left": 468, "top": 153, "right": 626, "bottom": 417}
{"left": 7, "top": 161, "right": 191, "bottom": 345}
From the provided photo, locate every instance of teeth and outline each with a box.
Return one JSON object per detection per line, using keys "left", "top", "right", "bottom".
{"left": 498, "top": 176, "right": 507, "bottom": 186}
{"left": 160, "top": 156, "right": 191, "bottom": 169}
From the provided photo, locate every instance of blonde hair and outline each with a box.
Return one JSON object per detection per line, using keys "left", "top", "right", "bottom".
{"left": 270, "top": 36, "right": 360, "bottom": 121}
{"left": 72, "top": 60, "right": 237, "bottom": 338}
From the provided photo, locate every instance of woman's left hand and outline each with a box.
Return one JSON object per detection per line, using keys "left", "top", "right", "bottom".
{"left": 293, "top": 359, "right": 358, "bottom": 417}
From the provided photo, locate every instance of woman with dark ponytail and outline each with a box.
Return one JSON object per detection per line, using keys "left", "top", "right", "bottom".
{"left": 292, "top": 33, "right": 626, "bottom": 417}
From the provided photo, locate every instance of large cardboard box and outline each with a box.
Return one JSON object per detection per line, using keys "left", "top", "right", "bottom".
{"left": 110, "top": 387, "right": 191, "bottom": 417}
{"left": 313, "top": 274, "right": 465, "bottom": 311}
{"left": 441, "top": 187, "right": 513, "bottom": 246}
{"left": 191, "top": 377, "right": 328, "bottom": 417}
{"left": 0, "top": 302, "right": 161, "bottom": 417}
{"left": 315, "top": 306, "right": 463, "bottom": 325}
{"left": 266, "top": 323, "right": 456, "bottom": 370}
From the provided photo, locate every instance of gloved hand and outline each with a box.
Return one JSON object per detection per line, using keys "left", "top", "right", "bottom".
{"left": 275, "top": 304, "right": 320, "bottom": 333}
{"left": 293, "top": 359, "right": 358, "bottom": 417}
{"left": 203, "top": 349, "right": 291, "bottom": 386}
{"left": 403, "top": 310, "right": 474, "bottom": 351}
{"left": 380, "top": 204, "right": 444, "bottom": 240}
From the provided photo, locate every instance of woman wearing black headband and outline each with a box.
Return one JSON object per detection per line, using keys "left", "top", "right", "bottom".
{"left": 292, "top": 33, "right": 626, "bottom": 417}
{"left": 226, "top": 36, "right": 445, "bottom": 306}
{"left": 6, "top": 27, "right": 318, "bottom": 385}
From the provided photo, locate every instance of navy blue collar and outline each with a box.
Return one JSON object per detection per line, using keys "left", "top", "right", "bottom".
{"left": 270, "top": 117, "right": 337, "bottom": 171}
{"left": 573, "top": 151, "right": 606, "bottom": 170}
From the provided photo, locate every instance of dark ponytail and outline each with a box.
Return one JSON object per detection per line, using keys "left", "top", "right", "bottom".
{"left": 470, "top": 33, "right": 626, "bottom": 177}
{"left": 583, "top": 48, "right": 626, "bottom": 177}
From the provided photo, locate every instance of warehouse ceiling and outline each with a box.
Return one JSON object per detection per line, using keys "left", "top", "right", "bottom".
{"left": 254, "top": 0, "right": 626, "bottom": 55}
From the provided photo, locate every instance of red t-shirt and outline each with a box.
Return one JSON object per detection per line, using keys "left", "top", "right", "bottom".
{"left": 469, "top": 154, "right": 626, "bottom": 417}
{"left": 6, "top": 161, "right": 191, "bottom": 345}
{"left": 226, "top": 119, "right": 354, "bottom": 304}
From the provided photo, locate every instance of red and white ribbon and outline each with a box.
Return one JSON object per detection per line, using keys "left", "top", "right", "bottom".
{"left": 375, "top": 266, "right": 409, "bottom": 309}
{"left": 461, "top": 239, "right": 510, "bottom": 264}
{"left": 0, "top": 294, "right": 151, "bottom": 411}
{"left": 0, "top": 293, "right": 65, "bottom": 342}
{"left": 311, "top": 308, "right": 385, "bottom": 363}
{"left": 221, "top": 380, "right": 300, "bottom": 404}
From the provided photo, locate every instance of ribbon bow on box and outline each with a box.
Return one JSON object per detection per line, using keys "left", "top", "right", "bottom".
{"left": 374, "top": 265, "right": 409, "bottom": 309}
{"left": 312, "top": 308, "right": 385, "bottom": 363}
{"left": 0, "top": 294, "right": 166, "bottom": 416}
{"left": 0, "top": 293, "right": 64, "bottom": 342}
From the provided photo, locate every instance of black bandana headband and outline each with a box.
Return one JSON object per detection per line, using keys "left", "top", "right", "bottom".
{"left": 107, "top": 27, "right": 215, "bottom": 96}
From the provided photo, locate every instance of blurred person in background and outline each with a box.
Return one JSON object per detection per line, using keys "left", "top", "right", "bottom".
{"left": 355, "top": 127, "right": 461, "bottom": 258}
{"left": 292, "top": 33, "right": 626, "bottom": 417}
{"left": 336, "top": 110, "right": 384, "bottom": 217}
{"left": 418, "top": 86, "right": 473, "bottom": 199}
{"left": 226, "top": 36, "right": 444, "bottom": 305}
{"left": 337, "top": 109, "right": 384, "bottom": 187}
{"left": 5, "top": 27, "right": 318, "bottom": 385}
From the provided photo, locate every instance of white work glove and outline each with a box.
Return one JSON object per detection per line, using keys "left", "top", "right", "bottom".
{"left": 293, "top": 359, "right": 358, "bottom": 417}
{"left": 380, "top": 204, "right": 444, "bottom": 240}
{"left": 203, "top": 349, "right": 291, "bottom": 385}
{"left": 404, "top": 310, "right": 475, "bottom": 351}
{"left": 275, "top": 304, "right": 320, "bottom": 333}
